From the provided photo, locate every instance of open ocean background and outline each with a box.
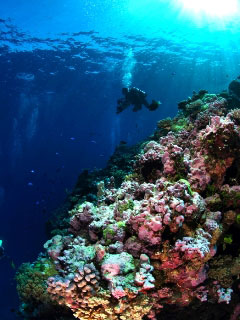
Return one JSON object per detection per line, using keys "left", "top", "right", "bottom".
{"left": 1, "top": 0, "right": 240, "bottom": 318}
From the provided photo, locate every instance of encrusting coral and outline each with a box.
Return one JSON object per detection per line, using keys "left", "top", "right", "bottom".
{"left": 16, "top": 89, "right": 240, "bottom": 320}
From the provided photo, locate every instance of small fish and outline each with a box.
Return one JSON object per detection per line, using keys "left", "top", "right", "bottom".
{"left": 85, "top": 70, "right": 100, "bottom": 75}
{"left": 171, "top": 72, "right": 176, "bottom": 76}
{"left": 99, "top": 154, "right": 104, "bottom": 157}
{"left": 30, "top": 169, "right": 35, "bottom": 173}
{"left": 35, "top": 201, "right": 40, "bottom": 205}
{"left": 120, "top": 140, "right": 127, "bottom": 145}
{"left": 55, "top": 152, "right": 59, "bottom": 155}
{"left": 27, "top": 182, "right": 33, "bottom": 186}
{"left": 70, "top": 137, "right": 75, "bottom": 141}
{"left": 16, "top": 72, "right": 35, "bottom": 81}
{"left": 11, "top": 260, "right": 16, "bottom": 269}
{"left": 91, "top": 140, "right": 97, "bottom": 144}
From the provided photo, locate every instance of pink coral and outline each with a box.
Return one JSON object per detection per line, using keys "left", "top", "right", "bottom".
{"left": 17, "top": 92, "right": 240, "bottom": 319}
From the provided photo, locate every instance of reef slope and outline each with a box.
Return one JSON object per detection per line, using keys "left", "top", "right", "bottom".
{"left": 16, "top": 90, "right": 240, "bottom": 320}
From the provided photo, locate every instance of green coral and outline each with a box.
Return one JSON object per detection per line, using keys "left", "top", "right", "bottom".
{"left": 156, "top": 116, "right": 189, "bottom": 137}
{"left": 103, "top": 225, "right": 117, "bottom": 245}
{"left": 103, "top": 225, "right": 116, "bottom": 238}
{"left": 117, "top": 221, "right": 126, "bottom": 228}
{"left": 223, "top": 234, "right": 233, "bottom": 245}
{"left": 202, "top": 93, "right": 217, "bottom": 103}
{"left": 179, "top": 179, "right": 194, "bottom": 196}
{"left": 16, "top": 257, "right": 58, "bottom": 304}
{"left": 120, "top": 273, "right": 138, "bottom": 294}
{"left": 103, "top": 221, "right": 127, "bottom": 245}
{"left": 118, "top": 199, "right": 135, "bottom": 213}
{"left": 124, "top": 172, "right": 142, "bottom": 182}
{"left": 123, "top": 258, "right": 135, "bottom": 274}
{"left": 236, "top": 214, "right": 240, "bottom": 224}
{"left": 171, "top": 118, "right": 189, "bottom": 132}
{"left": 200, "top": 103, "right": 209, "bottom": 111}
{"left": 34, "top": 258, "right": 58, "bottom": 277}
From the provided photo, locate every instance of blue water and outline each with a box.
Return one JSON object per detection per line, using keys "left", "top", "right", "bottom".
{"left": 1, "top": 0, "right": 240, "bottom": 319}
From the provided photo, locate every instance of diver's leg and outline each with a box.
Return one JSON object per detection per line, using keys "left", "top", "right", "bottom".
{"left": 143, "top": 99, "right": 150, "bottom": 109}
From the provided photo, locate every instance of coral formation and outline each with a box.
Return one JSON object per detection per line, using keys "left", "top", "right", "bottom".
{"left": 45, "top": 143, "right": 141, "bottom": 237}
{"left": 16, "top": 89, "right": 240, "bottom": 320}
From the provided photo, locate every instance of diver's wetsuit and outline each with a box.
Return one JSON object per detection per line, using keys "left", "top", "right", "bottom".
{"left": 116, "top": 87, "right": 160, "bottom": 114}
{"left": 0, "top": 245, "right": 4, "bottom": 259}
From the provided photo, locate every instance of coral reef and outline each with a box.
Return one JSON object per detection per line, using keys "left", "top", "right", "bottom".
{"left": 45, "top": 143, "right": 141, "bottom": 237}
{"left": 16, "top": 90, "right": 240, "bottom": 320}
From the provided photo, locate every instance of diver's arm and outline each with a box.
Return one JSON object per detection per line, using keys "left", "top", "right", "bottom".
{"left": 116, "top": 99, "right": 131, "bottom": 114}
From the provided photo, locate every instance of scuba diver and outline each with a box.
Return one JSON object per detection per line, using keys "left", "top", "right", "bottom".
{"left": 0, "top": 239, "right": 5, "bottom": 259}
{"left": 116, "top": 87, "right": 161, "bottom": 114}
{"left": 0, "top": 239, "right": 15, "bottom": 268}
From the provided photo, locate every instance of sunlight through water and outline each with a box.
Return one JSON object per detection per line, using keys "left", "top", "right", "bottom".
{"left": 175, "top": 0, "right": 239, "bottom": 18}
{"left": 174, "top": 0, "right": 240, "bottom": 27}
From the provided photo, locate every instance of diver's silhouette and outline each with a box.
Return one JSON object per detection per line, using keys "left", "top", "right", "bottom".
{"left": 116, "top": 87, "right": 161, "bottom": 114}
{"left": 0, "top": 240, "right": 15, "bottom": 268}
{"left": 0, "top": 241, "right": 5, "bottom": 259}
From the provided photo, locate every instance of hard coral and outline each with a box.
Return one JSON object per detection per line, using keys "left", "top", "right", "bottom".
{"left": 17, "top": 90, "right": 240, "bottom": 320}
